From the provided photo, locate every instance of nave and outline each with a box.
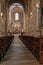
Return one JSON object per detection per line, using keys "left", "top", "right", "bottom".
{"left": 0, "top": 34, "right": 40, "bottom": 65}
{"left": 0, "top": 0, "right": 43, "bottom": 65}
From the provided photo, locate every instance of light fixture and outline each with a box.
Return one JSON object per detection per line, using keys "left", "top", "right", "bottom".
{"left": 36, "top": 3, "right": 39, "bottom": 8}
{"left": 36, "top": 3, "right": 40, "bottom": 12}
{"left": 30, "top": 12, "right": 32, "bottom": 16}
{"left": 1, "top": 12, "right": 3, "bottom": 17}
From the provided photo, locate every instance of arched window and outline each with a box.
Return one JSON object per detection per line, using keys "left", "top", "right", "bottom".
{"left": 15, "top": 12, "right": 19, "bottom": 20}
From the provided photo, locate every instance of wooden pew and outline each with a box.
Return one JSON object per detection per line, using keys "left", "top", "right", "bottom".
{"left": 19, "top": 36, "right": 34, "bottom": 53}
{"left": 19, "top": 35, "right": 43, "bottom": 64}
{"left": 0, "top": 35, "right": 14, "bottom": 61}
{"left": 33, "top": 37, "right": 43, "bottom": 64}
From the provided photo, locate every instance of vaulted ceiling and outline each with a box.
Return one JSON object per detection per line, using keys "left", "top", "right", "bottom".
{"left": 6, "top": 0, "right": 28, "bottom": 9}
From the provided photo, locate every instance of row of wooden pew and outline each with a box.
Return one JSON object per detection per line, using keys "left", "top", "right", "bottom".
{"left": 0, "top": 35, "right": 14, "bottom": 61}
{"left": 19, "top": 35, "right": 43, "bottom": 64}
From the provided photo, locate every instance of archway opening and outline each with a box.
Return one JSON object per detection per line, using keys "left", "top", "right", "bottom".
{"left": 8, "top": 3, "right": 25, "bottom": 34}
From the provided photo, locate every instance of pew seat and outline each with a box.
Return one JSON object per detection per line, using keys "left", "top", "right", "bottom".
{"left": 0, "top": 35, "right": 14, "bottom": 61}
{"left": 19, "top": 35, "right": 43, "bottom": 64}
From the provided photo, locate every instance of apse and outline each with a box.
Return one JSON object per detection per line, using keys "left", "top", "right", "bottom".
{"left": 8, "top": 3, "right": 25, "bottom": 34}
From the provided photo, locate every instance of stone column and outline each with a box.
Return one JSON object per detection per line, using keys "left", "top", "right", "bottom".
{"left": 0, "top": 2, "right": 1, "bottom": 16}
{"left": 4, "top": 1, "right": 7, "bottom": 35}
{"left": 28, "top": 0, "right": 31, "bottom": 35}
{"left": 0, "top": 0, "right": 5, "bottom": 35}
{"left": 24, "top": 1, "right": 29, "bottom": 35}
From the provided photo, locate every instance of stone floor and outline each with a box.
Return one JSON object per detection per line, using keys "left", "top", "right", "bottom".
{"left": 0, "top": 34, "right": 42, "bottom": 65}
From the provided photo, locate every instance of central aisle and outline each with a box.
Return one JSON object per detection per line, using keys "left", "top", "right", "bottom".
{"left": 0, "top": 34, "right": 40, "bottom": 65}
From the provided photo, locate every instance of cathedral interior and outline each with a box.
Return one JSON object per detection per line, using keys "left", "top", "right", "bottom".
{"left": 0, "top": 0, "right": 43, "bottom": 65}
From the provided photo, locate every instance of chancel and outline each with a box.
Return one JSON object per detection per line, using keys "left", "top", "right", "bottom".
{"left": 0, "top": 0, "right": 43, "bottom": 65}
